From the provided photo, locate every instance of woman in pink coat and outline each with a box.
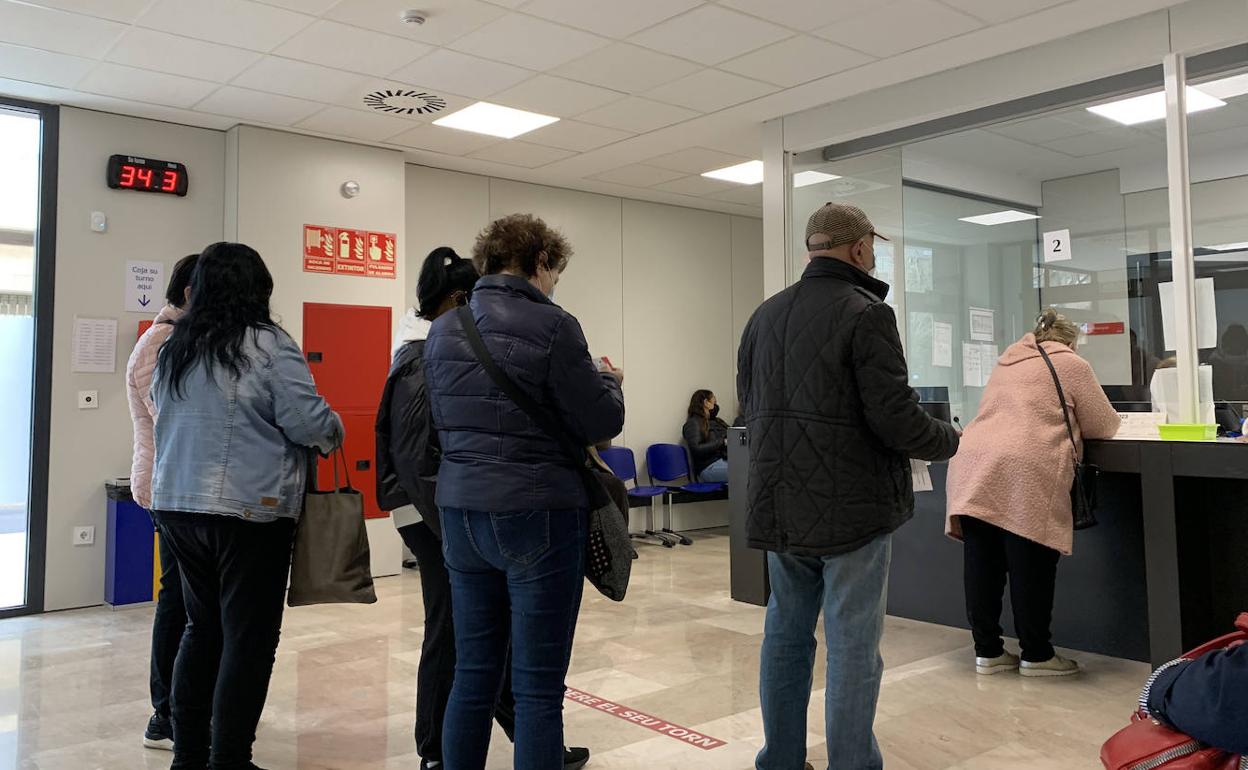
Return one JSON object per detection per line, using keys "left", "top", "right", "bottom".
{"left": 946, "top": 309, "right": 1120, "bottom": 678}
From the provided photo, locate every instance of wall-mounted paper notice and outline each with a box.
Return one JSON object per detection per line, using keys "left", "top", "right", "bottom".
{"left": 962, "top": 342, "right": 983, "bottom": 387}
{"left": 932, "top": 322, "right": 953, "bottom": 368}
{"left": 72, "top": 317, "right": 117, "bottom": 374}
{"left": 1158, "top": 278, "right": 1218, "bottom": 350}
{"left": 969, "top": 307, "right": 995, "bottom": 342}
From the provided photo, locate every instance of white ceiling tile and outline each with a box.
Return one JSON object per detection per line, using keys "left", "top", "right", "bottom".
{"left": 390, "top": 50, "right": 532, "bottom": 99}
{"left": 987, "top": 116, "right": 1092, "bottom": 144}
{"left": 700, "top": 120, "right": 762, "bottom": 157}
{"left": 628, "top": 6, "right": 790, "bottom": 66}
{"left": 522, "top": 120, "right": 632, "bottom": 152}
{"left": 107, "top": 29, "right": 263, "bottom": 83}
{"left": 522, "top": 0, "right": 703, "bottom": 38}
{"left": 78, "top": 63, "right": 219, "bottom": 109}
{"left": 644, "top": 68, "right": 776, "bottom": 113}
{"left": 449, "top": 14, "right": 609, "bottom": 71}
{"left": 195, "top": 85, "right": 324, "bottom": 125}
{"left": 644, "top": 147, "right": 751, "bottom": 174}
{"left": 254, "top": 0, "right": 340, "bottom": 13}
{"left": 716, "top": 0, "right": 878, "bottom": 30}
{"left": 492, "top": 75, "right": 624, "bottom": 118}
{"left": 577, "top": 97, "right": 699, "bottom": 133}
{"left": 16, "top": 0, "right": 153, "bottom": 22}
{"left": 709, "top": 184, "right": 763, "bottom": 205}
{"left": 814, "top": 0, "right": 982, "bottom": 58}
{"left": 232, "top": 57, "right": 372, "bottom": 103}
{"left": 482, "top": 0, "right": 524, "bottom": 6}
{"left": 387, "top": 123, "right": 500, "bottom": 155}
{"left": 0, "top": 1, "right": 127, "bottom": 58}
{"left": 274, "top": 20, "right": 432, "bottom": 76}
{"left": 552, "top": 43, "right": 701, "bottom": 94}
{"left": 939, "top": 0, "right": 1068, "bottom": 24}
{"left": 652, "top": 174, "right": 736, "bottom": 197}
{"left": 590, "top": 164, "right": 685, "bottom": 187}
{"left": 138, "top": 0, "right": 313, "bottom": 52}
{"left": 467, "top": 141, "right": 576, "bottom": 168}
{"left": 296, "top": 105, "right": 417, "bottom": 141}
{"left": 0, "top": 43, "right": 93, "bottom": 89}
{"left": 1041, "top": 130, "right": 1152, "bottom": 158}
{"left": 342, "top": 84, "right": 473, "bottom": 121}
{"left": 326, "top": 0, "right": 508, "bottom": 46}
{"left": 719, "top": 35, "right": 872, "bottom": 88}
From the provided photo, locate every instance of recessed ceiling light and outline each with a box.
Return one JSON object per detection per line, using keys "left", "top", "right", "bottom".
{"left": 793, "top": 170, "right": 842, "bottom": 188}
{"left": 1206, "top": 242, "right": 1248, "bottom": 252}
{"left": 1195, "top": 73, "right": 1248, "bottom": 100}
{"left": 702, "top": 160, "right": 764, "bottom": 185}
{"left": 1086, "top": 88, "right": 1225, "bottom": 126}
{"left": 958, "top": 210, "right": 1041, "bottom": 226}
{"left": 433, "top": 101, "right": 558, "bottom": 139}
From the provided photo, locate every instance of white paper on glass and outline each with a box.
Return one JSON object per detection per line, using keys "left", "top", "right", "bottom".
{"left": 71, "top": 317, "right": 117, "bottom": 373}
{"left": 1115, "top": 412, "right": 1165, "bottom": 440}
{"left": 1043, "top": 229, "right": 1072, "bottom": 263}
{"left": 932, "top": 322, "right": 953, "bottom": 368}
{"left": 969, "top": 307, "right": 995, "bottom": 342}
{"left": 962, "top": 342, "right": 983, "bottom": 387}
{"left": 1158, "top": 278, "right": 1218, "bottom": 350}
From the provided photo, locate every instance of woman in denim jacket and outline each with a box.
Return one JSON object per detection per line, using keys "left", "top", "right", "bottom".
{"left": 151, "top": 242, "right": 342, "bottom": 770}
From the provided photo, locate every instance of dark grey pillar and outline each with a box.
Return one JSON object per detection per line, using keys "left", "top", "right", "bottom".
{"left": 728, "top": 427, "right": 769, "bottom": 606}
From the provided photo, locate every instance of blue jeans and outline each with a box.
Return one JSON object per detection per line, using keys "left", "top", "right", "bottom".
{"left": 699, "top": 458, "right": 729, "bottom": 483}
{"left": 756, "top": 535, "right": 892, "bottom": 770}
{"left": 440, "top": 507, "right": 586, "bottom": 770}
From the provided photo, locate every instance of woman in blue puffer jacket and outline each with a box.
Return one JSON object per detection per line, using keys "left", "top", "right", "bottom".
{"left": 424, "top": 214, "right": 625, "bottom": 770}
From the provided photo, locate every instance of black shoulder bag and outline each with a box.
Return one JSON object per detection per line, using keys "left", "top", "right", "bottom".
{"left": 1035, "top": 340, "right": 1100, "bottom": 530}
{"left": 456, "top": 305, "right": 635, "bottom": 601}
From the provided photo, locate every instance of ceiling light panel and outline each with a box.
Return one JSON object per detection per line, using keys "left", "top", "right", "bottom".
{"left": 702, "top": 160, "right": 764, "bottom": 185}
{"left": 1206, "top": 242, "right": 1248, "bottom": 252}
{"left": 433, "top": 102, "right": 559, "bottom": 139}
{"left": 793, "top": 171, "right": 843, "bottom": 188}
{"left": 958, "top": 210, "right": 1041, "bottom": 226}
{"left": 1194, "top": 73, "right": 1248, "bottom": 101}
{"left": 1086, "top": 88, "right": 1225, "bottom": 126}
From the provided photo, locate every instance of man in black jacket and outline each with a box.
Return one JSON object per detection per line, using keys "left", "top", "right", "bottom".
{"left": 738, "top": 203, "right": 959, "bottom": 770}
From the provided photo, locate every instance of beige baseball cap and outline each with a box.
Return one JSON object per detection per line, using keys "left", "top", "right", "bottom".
{"left": 805, "top": 202, "right": 889, "bottom": 250}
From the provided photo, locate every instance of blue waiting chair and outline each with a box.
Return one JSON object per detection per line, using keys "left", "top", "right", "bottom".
{"left": 597, "top": 447, "right": 677, "bottom": 547}
{"left": 645, "top": 444, "right": 727, "bottom": 546}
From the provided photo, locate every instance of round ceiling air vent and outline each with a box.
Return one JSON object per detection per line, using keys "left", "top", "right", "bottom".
{"left": 363, "top": 89, "right": 448, "bottom": 116}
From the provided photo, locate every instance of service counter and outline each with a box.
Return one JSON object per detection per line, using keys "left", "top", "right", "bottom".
{"left": 728, "top": 427, "right": 1248, "bottom": 665}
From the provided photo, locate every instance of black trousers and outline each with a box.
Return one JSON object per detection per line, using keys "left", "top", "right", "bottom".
{"left": 151, "top": 520, "right": 188, "bottom": 718}
{"left": 960, "top": 515, "right": 1061, "bottom": 663}
{"left": 399, "top": 522, "right": 516, "bottom": 764}
{"left": 155, "top": 510, "right": 296, "bottom": 770}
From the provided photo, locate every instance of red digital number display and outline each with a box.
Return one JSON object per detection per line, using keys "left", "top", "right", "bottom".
{"left": 108, "top": 155, "right": 188, "bottom": 196}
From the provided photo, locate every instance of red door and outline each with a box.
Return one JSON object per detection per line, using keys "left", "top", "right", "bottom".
{"left": 303, "top": 303, "right": 391, "bottom": 519}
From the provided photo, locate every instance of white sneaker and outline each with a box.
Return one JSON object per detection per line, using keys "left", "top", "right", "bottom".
{"left": 1020, "top": 654, "right": 1080, "bottom": 677}
{"left": 975, "top": 651, "right": 1020, "bottom": 675}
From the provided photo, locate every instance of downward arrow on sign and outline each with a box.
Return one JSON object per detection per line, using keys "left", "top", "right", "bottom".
{"left": 138, "top": 294, "right": 150, "bottom": 307}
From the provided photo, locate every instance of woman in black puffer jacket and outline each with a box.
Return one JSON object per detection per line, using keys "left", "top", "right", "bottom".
{"left": 682, "top": 389, "right": 729, "bottom": 483}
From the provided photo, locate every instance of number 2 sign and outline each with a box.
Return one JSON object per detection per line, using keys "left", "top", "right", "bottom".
{"left": 1043, "top": 229, "right": 1072, "bottom": 263}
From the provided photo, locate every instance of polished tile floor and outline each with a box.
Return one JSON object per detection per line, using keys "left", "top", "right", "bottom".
{"left": 1, "top": 530, "right": 1148, "bottom": 769}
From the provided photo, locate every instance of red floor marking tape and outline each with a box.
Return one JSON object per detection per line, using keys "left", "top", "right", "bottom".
{"left": 564, "top": 687, "right": 726, "bottom": 750}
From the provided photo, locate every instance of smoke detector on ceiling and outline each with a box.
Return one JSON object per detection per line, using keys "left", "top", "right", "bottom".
{"left": 363, "top": 89, "right": 448, "bottom": 116}
{"left": 400, "top": 9, "right": 427, "bottom": 25}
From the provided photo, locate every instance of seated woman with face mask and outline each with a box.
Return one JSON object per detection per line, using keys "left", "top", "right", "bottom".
{"left": 682, "top": 389, "right": 729, "bottom": 483}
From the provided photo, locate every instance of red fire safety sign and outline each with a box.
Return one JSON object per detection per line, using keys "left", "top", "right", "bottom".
{"left": 1083, "top": 322, "right": 1126, "bottom": 336}
{"left": 303, "top": 224, "right": 396, "bottom": 279}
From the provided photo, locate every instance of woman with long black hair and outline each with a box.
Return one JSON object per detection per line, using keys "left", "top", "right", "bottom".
{"left": 682, "top": 389, "right": 729, "bottom": 483}
{"left": 151, "top": 242, "right": 342, "bottom": 770}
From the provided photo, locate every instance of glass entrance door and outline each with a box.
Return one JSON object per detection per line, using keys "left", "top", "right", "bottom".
{"left": 0, "top": 105, "right": 46, "bottom": 612}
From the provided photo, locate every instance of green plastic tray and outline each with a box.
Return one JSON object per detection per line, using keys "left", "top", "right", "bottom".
{"left": 1157, "top": 423, "right": 1218, "bottom": 441}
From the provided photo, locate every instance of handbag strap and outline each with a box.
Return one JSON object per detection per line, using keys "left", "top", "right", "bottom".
{"left": 1035, "top": 338, "right": 1080, "bottom": 461}
{"left": 306, "top": 446, "right": 352, "bottom": 493}
{"left": 456, "top": 304, "right": 586, "bottom": 469}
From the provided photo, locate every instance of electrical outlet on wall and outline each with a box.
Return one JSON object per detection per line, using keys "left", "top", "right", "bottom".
{"left": 72, "top": 526, "right": 95, "bottom": 546}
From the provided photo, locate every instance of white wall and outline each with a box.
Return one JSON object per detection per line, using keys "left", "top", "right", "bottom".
{"left": 47, "top": 108, "right": 225, "bottom": 611}
{"left": 402, "top": 163, "right": 763, "bottom": 531}
{"left": 226, "top": 126, "right": 408, "bottom": 577}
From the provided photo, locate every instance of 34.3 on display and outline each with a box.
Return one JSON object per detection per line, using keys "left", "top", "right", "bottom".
{"left": 106, "top": 154, "right": 189, "bottom": 197}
